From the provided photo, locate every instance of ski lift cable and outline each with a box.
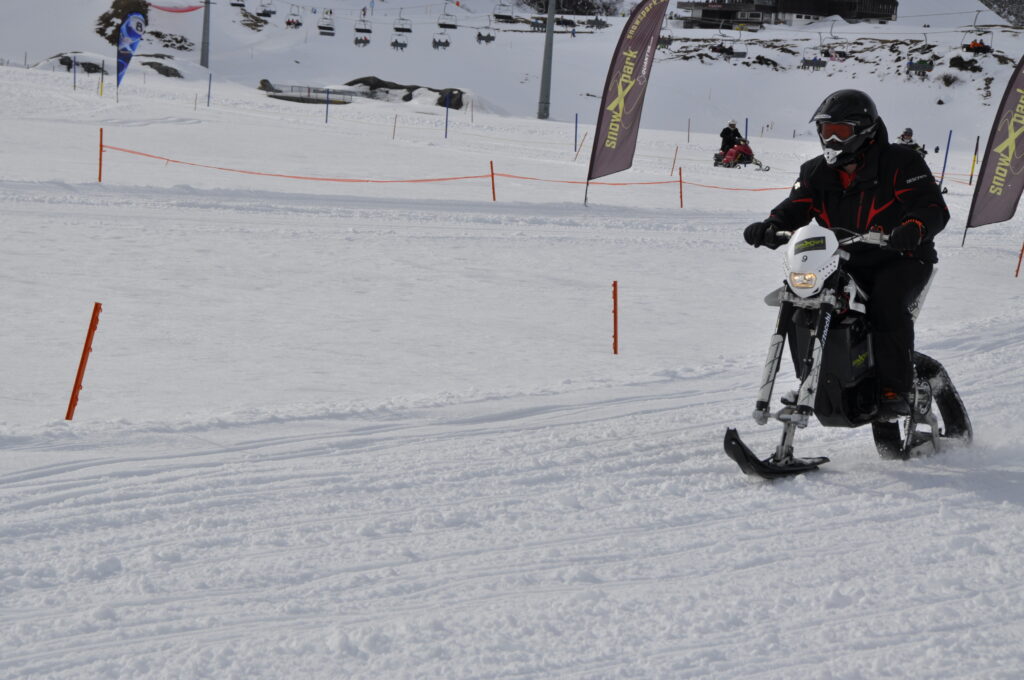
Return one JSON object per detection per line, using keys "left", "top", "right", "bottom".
{"left": 763, "top": 25, "right": 981, "bottom": 39}
{"left": 282, "top": 1, "right": 475, "bottom": 18}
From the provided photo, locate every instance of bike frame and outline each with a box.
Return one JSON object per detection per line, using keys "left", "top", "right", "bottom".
{"left": 753, "top": 230, "right": 884, "bottom": 464}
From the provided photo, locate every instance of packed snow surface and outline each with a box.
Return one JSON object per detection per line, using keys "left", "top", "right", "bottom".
{"left": 2, "top": 0, "right": 1024, "bottom": 677}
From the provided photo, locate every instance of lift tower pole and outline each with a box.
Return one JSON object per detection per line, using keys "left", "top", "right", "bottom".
{"left": 200, "top": 0, "right": 211, "bottom": 69}
{"left": 537, "top": 0, "right": 557, "bottom": 119}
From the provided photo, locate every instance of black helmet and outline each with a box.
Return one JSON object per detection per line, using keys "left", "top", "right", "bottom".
{"left": 901, "top": 127, "right": 913, "bottom": 137}
{"left": 809, "top": 89, "right": 880, "bottom": 167}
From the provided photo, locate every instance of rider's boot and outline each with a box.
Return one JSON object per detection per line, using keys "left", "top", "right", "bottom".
{"left": 879, "top": 387, "right": 911, "bottom": 418}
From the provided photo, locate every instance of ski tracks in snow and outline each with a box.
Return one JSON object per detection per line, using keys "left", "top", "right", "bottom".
{"left": 3, "top": 373, "right": 1024, "bottom": 679}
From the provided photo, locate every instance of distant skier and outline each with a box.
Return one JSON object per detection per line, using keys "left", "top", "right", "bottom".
{"left": 742, "top": 90, "right": 949, "bottom": 416}
{"left": 720, "top": 119, "right": 742, "bottom": 153}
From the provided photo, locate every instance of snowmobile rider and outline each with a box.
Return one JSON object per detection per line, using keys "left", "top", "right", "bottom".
{"left": 896, "top": 127, "right": 927, "bottom": 157}
{"left": 720, "top": 120, "right": 743, "bottom": 154}
{"left": 742, "top": 89, "right": 949, "bottom": 414}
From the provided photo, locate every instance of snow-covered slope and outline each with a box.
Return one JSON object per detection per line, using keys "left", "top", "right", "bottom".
{"left": 1, "top": 1, "right": 1024, "bottom": 678}
{"left": 4, "top": 0, "right": 1022, "bottom": 142}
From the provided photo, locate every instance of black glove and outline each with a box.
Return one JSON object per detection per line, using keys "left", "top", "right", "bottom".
{"left": 744, "top": 221, "right": 777, "bottom": 248}
{"left": 889, "top": 220, "right": 923, "bottom": 250}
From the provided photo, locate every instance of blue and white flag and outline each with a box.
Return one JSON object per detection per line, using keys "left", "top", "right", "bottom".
{"left": 116, "top": 12, "right": 147, "bottom": 87}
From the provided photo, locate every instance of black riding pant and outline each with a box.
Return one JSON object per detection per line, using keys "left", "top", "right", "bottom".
{"left": 789, "top": 257, "right": 933, "bottom": 394}
{"left": 847, "top": 258, "right": 933, "bottom": 393}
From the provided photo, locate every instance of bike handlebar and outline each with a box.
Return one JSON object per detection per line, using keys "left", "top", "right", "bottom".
{"left": 773, "top": 228, "right": 889, "bottom": 247}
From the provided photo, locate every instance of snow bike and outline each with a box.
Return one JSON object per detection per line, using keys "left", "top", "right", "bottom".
{"left": 724, "top": 224, "right": 972, "bottom": 478}
{"left": 713, "top": 150, "right": 769, "bottom": 171}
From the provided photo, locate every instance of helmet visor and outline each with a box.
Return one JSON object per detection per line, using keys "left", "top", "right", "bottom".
{"left": 818, "top": 122, "right": 856, "bottom": 142}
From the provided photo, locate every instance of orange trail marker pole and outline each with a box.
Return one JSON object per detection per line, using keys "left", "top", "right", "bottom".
{"left": 679, "top": 167, "right": 684, "bottom": 208}
{"left": 98, "top": 128, "right": 104, "bottom": 183}
{"left": 612, "top": 281, "right": 619, "bottom": 355}
{"left": 670, "top": 144, "right": 679, "bottom": 176}
{"left": 66, "top": 302, "right": 102, "bottom": 420}
{"left": 573, "top": 132, "right": 588, "bottom": 162}
{"left": 490, "top": 160, "right": 496, "bottom": 201}
{"left": 1016, "top": 240, "right": 1024, "bottom": 278}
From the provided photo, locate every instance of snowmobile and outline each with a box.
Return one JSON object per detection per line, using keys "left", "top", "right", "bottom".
{"left": 724, "top": 224, "right": 972, "bottom": 478}
{"left": 713, "top": 148, "right": 769, "bottom": 171}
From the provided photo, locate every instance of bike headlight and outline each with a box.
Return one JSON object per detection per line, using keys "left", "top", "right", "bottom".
{"left": 789, "top": 272, "right": 817, "bottom": 289}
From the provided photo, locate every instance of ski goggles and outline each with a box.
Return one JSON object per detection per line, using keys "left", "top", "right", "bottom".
{"left": 818, "top": 122, "right": 857, "bottom": 142}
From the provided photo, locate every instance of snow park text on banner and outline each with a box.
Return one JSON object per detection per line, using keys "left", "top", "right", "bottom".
{"left": 963, "top": 53, "right": 1024, "bottom": 274}
{"left": 966, "top": 54, "right": 1024, "bottom": 230}
{"left": 116, "top": 12, "right": 146, "bottom": 87}
{"left": 586, "top": 0, "right": 669, "bottom": 187}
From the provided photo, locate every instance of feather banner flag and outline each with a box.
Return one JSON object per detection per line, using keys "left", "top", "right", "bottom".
{"left": 116, "top": 12, "right": 147, "bottom": 86}
{"left": 962, "top": 54, "right": 1024, "bottom": 273}
{"left": 964, "top": 54, "right": 1024, "bottom": 231}
{"left": 586, "top": 0, "right": 670, "bottom": 185}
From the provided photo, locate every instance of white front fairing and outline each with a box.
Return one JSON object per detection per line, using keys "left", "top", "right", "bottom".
{"left": 783, "top": 224, "right": 841, "bottom": 298}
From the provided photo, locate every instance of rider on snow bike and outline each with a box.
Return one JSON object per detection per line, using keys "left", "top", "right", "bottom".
{"left": 742, "top": 89, "right": 949, "bottom": 416}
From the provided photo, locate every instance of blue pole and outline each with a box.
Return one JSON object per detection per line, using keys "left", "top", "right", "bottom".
{"left": 939, "top": 129, "right": 953, "bottom": 191}
{"left": 325, "top": 88, "right": 330, "bottom": 123}
{"left": 744, "top": 117, "right": 748, "bottom": 139}
{"left": 445, "top": 92, "right": 450, "bottom": 139}
{"left": 206, "top": 72, "right": 212, "bottom": 107}
{"left": 575, "top": 113, "right": 578, "bottom": 152}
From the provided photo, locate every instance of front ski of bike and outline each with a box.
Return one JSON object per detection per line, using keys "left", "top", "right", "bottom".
{"left": 724, "top": 428, "right": 830, "bottom": 479}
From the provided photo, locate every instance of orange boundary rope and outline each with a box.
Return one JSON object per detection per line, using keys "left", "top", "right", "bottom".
{"left": 103, "top": 145, "right": 490, "bottom": 184}
{"left": 102, "top": 144, "right": 793, "bottom": 192}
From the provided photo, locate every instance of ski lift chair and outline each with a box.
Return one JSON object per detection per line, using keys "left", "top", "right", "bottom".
{"left": 354, "top": 35, "right": 371, "bottom": 46}
{"left": 820, "top": 21, "right": 848, "bottom": 61}
{"left": 476, "top": 17, "right": 497, "bottom": 44}
{"left": 354, "top": 19, "right": 373, "bottom": 34}
{"left": 907, "top": 59, "right": 934, "bottom": 77}
{"left": 728, "top": 39, "right": 747, "bottom": 59}
{"left": 317, "top": 9, "right": 335, "bottom": 36}
{"left": 438, "top": 9, "right": 458, "bottom": 30}
{"left": 286, "top": 6, "right": 302, "bottom": 28}
{"left": 393, "top": 11, "right": 413, "bottom": 33}
{"left": 962, "top": 30, "right": 993, "bottom": 54}
{"left": 821, "top": 40, "right": 848, "bottom": 61}
{"left": 493, "top": 2, "right": 515, "bottom": 23}
{"left": 658, "top": 29, "right": 673, "bottom": 48}
{"left": 258, "top": 0, "right": 276, "bottom": 17}
{"left": 390, "top": 33, "right": 408, "bottom": 50}
{"left": 230, "top": 0, "right": 246, "bottom": 7}
{"left": 432, "top": 31, "right": 451, "bottom": 49}
{"left": 800, "top": 47, "right": 826, "bottom": 70}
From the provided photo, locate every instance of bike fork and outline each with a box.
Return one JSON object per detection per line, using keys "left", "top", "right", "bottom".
{"left": 768, "top": 301, "right": 834, "bottom": 464}
{"left": 754, "top": 301, "right": 793, "bottom": 425}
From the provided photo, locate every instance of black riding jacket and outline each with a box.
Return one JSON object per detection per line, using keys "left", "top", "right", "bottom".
{"left": 720, "top": 126, "right": 743, "bottom": 152}
{"left": 767, "top": 123, "right": 949, "bottom": 265}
